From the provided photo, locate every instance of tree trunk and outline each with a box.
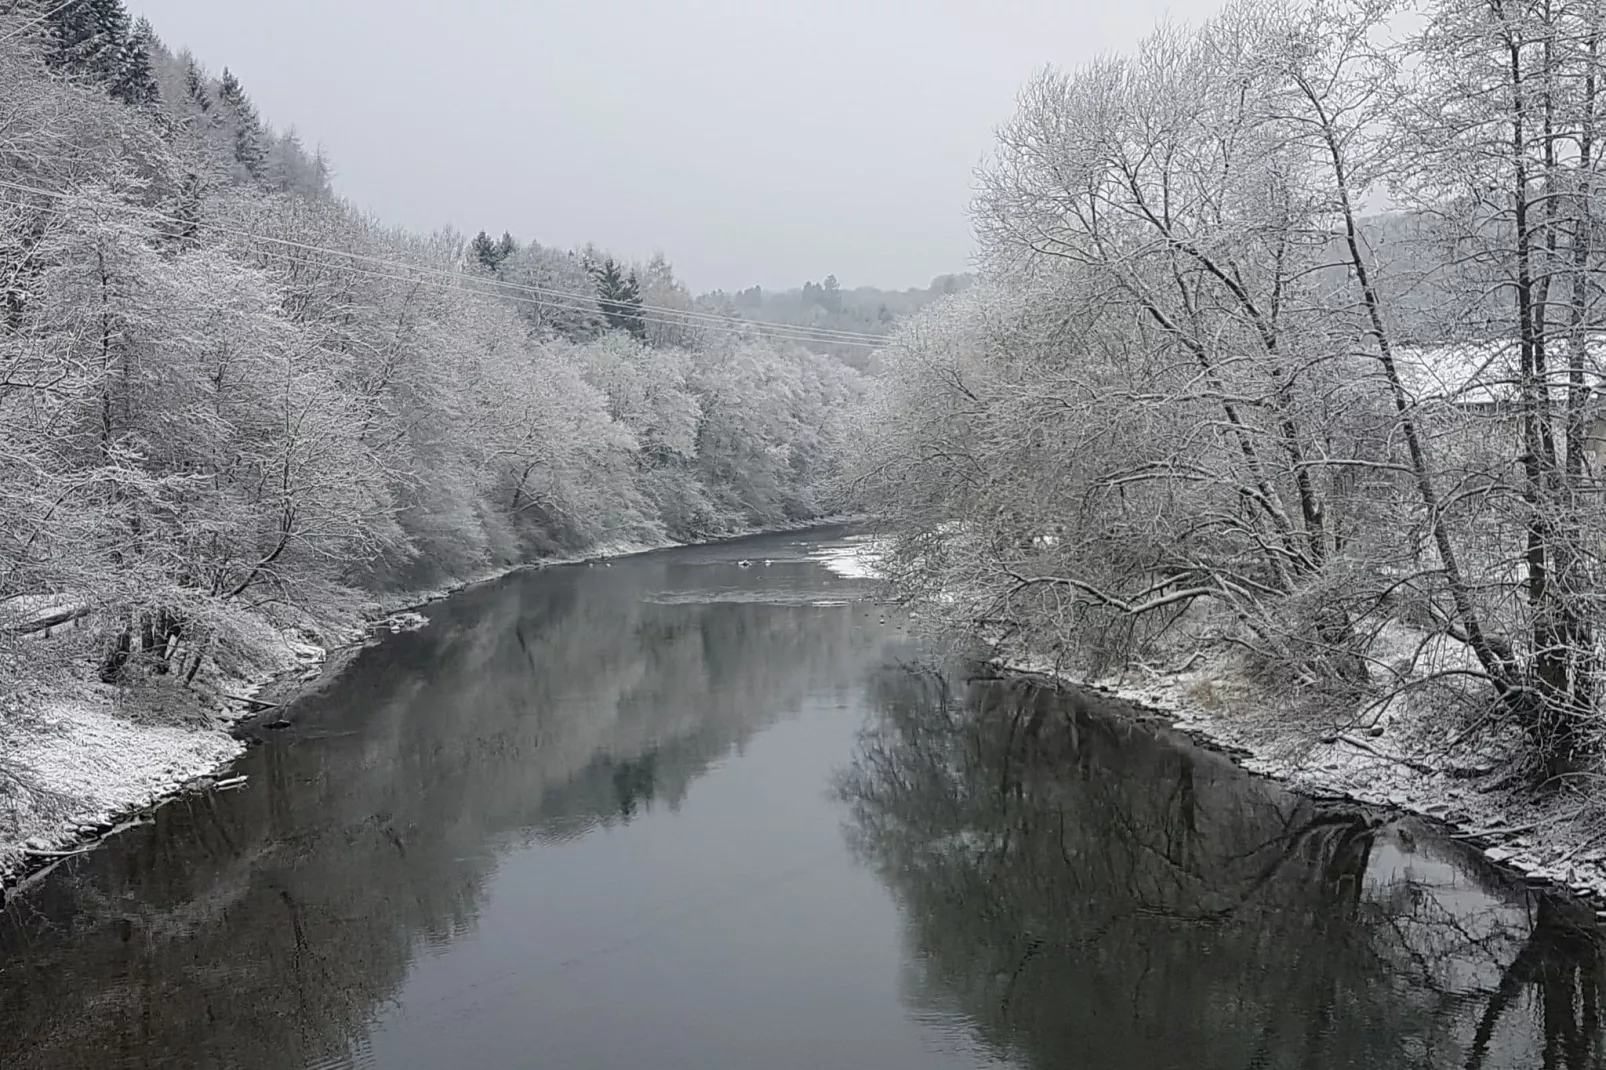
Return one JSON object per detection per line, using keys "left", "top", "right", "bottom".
{"left": 98, "top": 626, "right": 132, "bottom": 683}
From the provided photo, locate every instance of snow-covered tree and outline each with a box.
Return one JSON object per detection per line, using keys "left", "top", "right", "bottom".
{"left": 639, "top": 252, "right": 701, "bottom": 349}
{"left": 216, "top": 67, "right": 265, "bottom": 180}
{"left": 501, "top": 241, "right": 604, "bottom": 340}
{"left": 108, "top": 16, "right": 157, "bottom": 105}
{"left": 44, "top": 0, "right": 131, "bottom": 86}
{"left": 0, "top": 12, "right": 861, "bottom": 734}
{"left": 591, "top": 256, "right": 646, "bottom": 341}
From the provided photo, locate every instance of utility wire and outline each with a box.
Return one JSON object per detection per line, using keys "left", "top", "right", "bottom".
{"left": 230, "top": 244, "right": 890, "bottom": 349}
{"left": 0, "top": 190, "right": 885, "bottom": 350}
{"left": 254, "top": 248, "right": 890, "bottom": 349}
{"left": 0, "top": 0, "right": 80, "bottom": 45}
{"left": 0, "top": 177, "right": 894, "bottom": 347}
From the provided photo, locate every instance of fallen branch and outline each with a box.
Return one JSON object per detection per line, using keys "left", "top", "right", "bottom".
{"left": 1329, "top": 733, "right": 1436, "bottom": 775}
{"left": 1455, "top": 807, "right": 1587, "bottom": 841}
{"left": 4, "top": 603, "right": 90, "bottom": 635}
{"left": 223, "top": 694, "right": 278, "bottom": 710}
{"left": 22, "top": 844, "right": 94, "bottom": 858}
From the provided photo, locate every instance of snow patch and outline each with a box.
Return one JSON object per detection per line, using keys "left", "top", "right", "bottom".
{"left": 8, "top": 700, "right": 240, "bottom": 811}
{"left": 373, "top": 611, "right": 429, "bottom": 634}
{"left": 0, "top": 593, "right": 88, "bottom": 635}
{"left": 0, "top": 698, "right": 243, "bottom": 879}
{"left": 1003, "top": 648, "right": 1606, "bottom": 902}
{"left": 1, "top": 517, "right": 863, "bottom": 892}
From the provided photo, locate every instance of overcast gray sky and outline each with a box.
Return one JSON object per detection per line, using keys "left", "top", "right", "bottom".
{"left": 127, "top": 0, "right": 1221, "bottom": 293}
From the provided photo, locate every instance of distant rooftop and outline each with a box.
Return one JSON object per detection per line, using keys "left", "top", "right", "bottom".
{"left": 1392, "top": 338, "right": 1606, "bottom": 408}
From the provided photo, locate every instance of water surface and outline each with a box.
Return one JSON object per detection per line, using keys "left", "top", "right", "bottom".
{"left": 0, "top": 527, "right": 1600, "bottom": 1069}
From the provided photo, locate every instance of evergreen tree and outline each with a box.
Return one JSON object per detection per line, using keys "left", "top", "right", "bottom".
{"left": 217, "top": 67, "right": 265, "bottom": 179}
{"left": 311, "top": 146, "right": 332, "bottom": 193}
{"left": 623, "top": 270, "right": 646, "bottom": 339}
{"left": 468, "top": 231, "right": 518, "bottom": 273}
{"left": 45, "top": 0, "right": 131, "bottom": 86}
{"left": 592, "top": 258, "right": 646, "bottom": 341}
{"left": 109, "top": 17, "right": 158, "bottom": 106}
{"left": 183, "top": 55, "right": 213, "bottom": 116}
{"left": 163, "top": 171, "right": 204, "bottom": 251}
{"left": 470, "top": 230, "right": 502, "bottom": 272}
{"left": 821, "top": 273, "right": 842, "bottom": 314}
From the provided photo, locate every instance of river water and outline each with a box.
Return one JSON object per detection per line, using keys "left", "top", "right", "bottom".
{"left": 0, "top": 527, "right": 1601, "bottom": 1069}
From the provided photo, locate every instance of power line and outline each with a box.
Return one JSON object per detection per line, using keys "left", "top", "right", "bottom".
{"left": 0, "top": 177, "right": 894, "bottom": 347}
{"left": 240, "top": 246, "right": 890, "bottom": 349}
{"left": 0, "top": 0, "right": 79, "bottom": 45}
{"left": 0, "top": 189, "right": 890, "bottom": 350}
{"left": 220, "top": 198, "right": 888, "bottom": 343}
{"left": 257, "top": 244, "right": 888, "bottom": 348}
{"left": 228, "top": 245, "right": 890, "bottom": 350}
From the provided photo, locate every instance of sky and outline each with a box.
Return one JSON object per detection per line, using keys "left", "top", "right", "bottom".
{"left": 127, "top": 0, "right": 1224, "bottom": 293}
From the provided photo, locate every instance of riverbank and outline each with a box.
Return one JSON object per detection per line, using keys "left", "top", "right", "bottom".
{"left": 815, "top": 536, "right": 1606, "bottom": 909}
{"left": 1016, "top": 651, "right": 1606, "bottom": 897}
{"left": 0, "top": 518, "right": 856, "bottom": 896}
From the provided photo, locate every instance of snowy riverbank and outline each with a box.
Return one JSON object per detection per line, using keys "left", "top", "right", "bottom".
{"left": 0, "top": 518, "right": 858, "bottom": 896}
{"left": 1026, "top": 655, "right": 1606, "bottom": 902}
{"left": 815, "top": 535, "right": 1606, "bottom": 908}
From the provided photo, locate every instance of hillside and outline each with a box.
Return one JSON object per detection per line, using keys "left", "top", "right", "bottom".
{"left": 701, "top": 273, "right": 975, "bottom": 367}
{"left": 0, "top": 0, "right": 870, "bottom": 875}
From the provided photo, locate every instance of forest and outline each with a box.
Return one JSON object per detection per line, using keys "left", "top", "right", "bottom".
{"left": 6, "top": 0, "right": 1606, "bottom": 1059}
{"left": 853, "top": 0, "right": 1606, "bottom": 781}
{"left": 709, "top": 272, "right": 975, "bottom": 369}
{"left": 0, "top": 0, "right": 882, "bottom": 738}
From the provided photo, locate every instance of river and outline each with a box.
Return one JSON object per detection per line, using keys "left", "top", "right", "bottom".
{"left": 0, "top": 526, "right": 1599, "bottom": 1069}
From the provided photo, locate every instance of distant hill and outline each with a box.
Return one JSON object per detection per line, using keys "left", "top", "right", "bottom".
{"left": 699, "top": 273, "right": 975, "bottom": 368}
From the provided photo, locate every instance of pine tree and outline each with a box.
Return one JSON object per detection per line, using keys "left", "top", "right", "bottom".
{"left": 470, "top": 230, "right": 518, "bottom": 273}
{"left": 183, "top": 55, "right": 213, "bottom": 116}
{"left": 622, "top": 270, "right": 646, "bottom": 341}
{"left": 109, "top": 17, "right": 158, "bottom": 106}
{"left": 821, "top": 273, "right": 842, "bottom": 314}
{"left": 310, "top": 146, "right": 333, "bottom": 196}
{"left": 470, "top": 230, "right": 500, "bottom": 271}
{"left": 163, "top": 171, "right": 204, "bottom": 250}
{"left": 217, "top": 67, "right": 265, "bottom": 179}
{"left": 45, "top": 0, "right": 131, "bottom": 86}
{"left": 592, "top": 258, "right": 646, "bottom": 341}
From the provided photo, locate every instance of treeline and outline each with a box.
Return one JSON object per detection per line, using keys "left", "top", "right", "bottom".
{"left": 854, "top": 0, "right": 1606, "bottom": 776}
{"left": 0, "top": 0, "right": 863, "bottom": 689}
{"left": 707, "top": 273, "right": 974, "bottom": 368}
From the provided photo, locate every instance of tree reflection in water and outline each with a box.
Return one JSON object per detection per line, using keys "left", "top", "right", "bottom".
{"left": 840, "top": 666, "right": 1606, "bottom": 1070}
{"left": 0, "top": 548, "right": 874, "bottom": 1070}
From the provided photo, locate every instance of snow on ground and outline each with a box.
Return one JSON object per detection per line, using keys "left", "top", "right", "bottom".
{"left": 1008, "top": 639, "right": 1606, "bottom": 905}
{"left": 1, "top": 518, "right": 865, "bottom": 894}
{"left": 0, "top": 698, "right": 243, "bottom": 881}
{"left": 374, "top": 611, "right": 430, "bottom": 634}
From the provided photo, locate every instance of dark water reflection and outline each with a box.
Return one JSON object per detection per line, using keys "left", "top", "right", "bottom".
{"left": 842, "top": 669, "right": 1606, "bottom": 1069}
{"left": 0, "top": 528, "right": 1601, "bottom": 1069}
